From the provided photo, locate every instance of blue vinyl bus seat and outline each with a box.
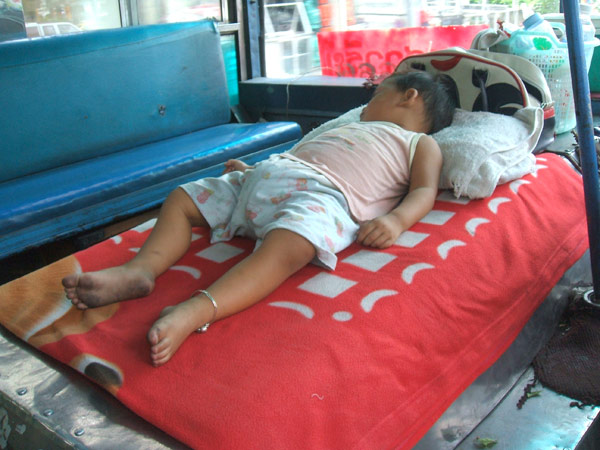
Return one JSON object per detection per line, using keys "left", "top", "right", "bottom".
{"left": 0, "top": 123, "right": 300, "bottom": 259}
{"left": 0, "top": 20, "right": 302, "bottom": 259}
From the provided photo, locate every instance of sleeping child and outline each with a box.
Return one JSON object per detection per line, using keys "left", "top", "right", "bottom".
{"left": 62, "top": 71, "right": 456, "bottom": 366}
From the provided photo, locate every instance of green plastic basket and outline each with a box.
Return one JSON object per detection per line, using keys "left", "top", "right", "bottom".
{"left": 494, "top": 27, "right": 599, "bottom": 134}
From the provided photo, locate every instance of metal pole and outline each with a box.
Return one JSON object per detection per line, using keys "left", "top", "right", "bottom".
{"left": 562, "top": 0, "right": 600, "bottom": 302}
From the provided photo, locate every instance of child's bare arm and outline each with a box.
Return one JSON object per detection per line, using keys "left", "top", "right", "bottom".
{"left": 356, "top": 135, "right": 442, "bottom": 248}
{"left": 223, "top": 159, "right": 254, "bottom": 174}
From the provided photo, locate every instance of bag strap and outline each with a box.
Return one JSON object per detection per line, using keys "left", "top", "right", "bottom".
{"left": 472, "top": 68, "right": 489, "bottom": 111}
{"left": 467, "top": 48, "right": 553, "bottom": 108}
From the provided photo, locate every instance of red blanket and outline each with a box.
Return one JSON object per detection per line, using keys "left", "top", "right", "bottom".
{"left": 0, "top": 154, "right": 589, "bottom": 449}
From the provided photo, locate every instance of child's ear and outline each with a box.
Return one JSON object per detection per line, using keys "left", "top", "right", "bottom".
{"left": 405, "top": 88, "right": 419, "bottom": 102}
{"left": 398, "top": 88, "right": 419, "bottom": 105}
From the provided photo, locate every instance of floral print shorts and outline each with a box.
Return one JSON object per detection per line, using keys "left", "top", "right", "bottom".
{"left": 180, "top": 155, "right": 359, "bottom": 269}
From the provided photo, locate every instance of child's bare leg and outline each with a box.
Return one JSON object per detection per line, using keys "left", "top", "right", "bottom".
{"left": 147, "top": 228, "right": 315, "bottom": 366}
{"left": 62, "top": 188, "right": 207, "bottom": 309}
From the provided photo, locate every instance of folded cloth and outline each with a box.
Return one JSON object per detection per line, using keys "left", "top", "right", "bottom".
{"left": 297, "top": 106, "right": 543, "bottom": 199}
{"left": 435, "top": 107, "right": 543, "bottom": 198}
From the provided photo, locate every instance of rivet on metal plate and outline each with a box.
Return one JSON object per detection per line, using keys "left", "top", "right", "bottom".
{"left": 43, "top": 409, "right": 54, "bottom": 416}
{"left": 16, "top": 387, "right": 27, "bottom": 395}
{"left": 74, "top": 428, "right": 85, "bottom": 437}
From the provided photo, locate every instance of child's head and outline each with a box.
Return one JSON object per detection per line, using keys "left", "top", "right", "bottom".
{"left": 360, "top": 71, "right": 457, "bottom": 134}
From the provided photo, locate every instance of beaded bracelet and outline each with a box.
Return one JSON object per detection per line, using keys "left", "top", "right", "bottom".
{"left": 193, "top": 289, "right": 218, "bottom": 333}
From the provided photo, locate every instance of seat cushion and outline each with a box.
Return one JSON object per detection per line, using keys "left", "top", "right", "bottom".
{"left": 0, "top": 121, "right": 301, "bottom": 258}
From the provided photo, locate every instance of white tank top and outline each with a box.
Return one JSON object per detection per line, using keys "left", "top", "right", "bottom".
{"left": 283, "top": 121, "right": 423, "bottom": 222}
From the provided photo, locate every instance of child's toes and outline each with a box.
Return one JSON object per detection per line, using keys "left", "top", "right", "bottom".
{"left": 73, "top": 300, "right": 88, "bottom": 310}
{"left": 151, "top": 352, "right": 172, "bottom": 367}
{"left": 151, "top": 339, "right": 171, "bottom": 356}
{"left": 147, "top": 326, "right": 162, "bottom": 346}
{"left": 61, "top": 274, "right": 79, "bottom": 289}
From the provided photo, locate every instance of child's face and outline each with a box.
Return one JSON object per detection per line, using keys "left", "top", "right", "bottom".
{"left": 360, "top": 81, "right": 405, "bottom": 123}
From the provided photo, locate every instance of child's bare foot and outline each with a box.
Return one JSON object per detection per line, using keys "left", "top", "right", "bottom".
{"left": 147, "top": 296, "right": 211, "bottom": 366}
{"left": 62, "top": 265, "right": 155, "bottom": 310}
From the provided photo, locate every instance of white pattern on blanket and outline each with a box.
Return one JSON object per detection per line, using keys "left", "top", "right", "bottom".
{"left": 297, "top": 106, "right": 544, "bottom": 199}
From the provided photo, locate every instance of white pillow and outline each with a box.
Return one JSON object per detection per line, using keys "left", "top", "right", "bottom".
{"left": 434, "top": 107, "right": 542, "bottom": 198}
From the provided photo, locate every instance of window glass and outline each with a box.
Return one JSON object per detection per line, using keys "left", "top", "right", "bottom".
{"left": 221, "top": 34, "right": 239, "bottom": 104}
{"left": 58, "top": 22, "right": 80, "bottom": 33}
{"left": 21, "top": 0, "right": 226, "bottom": 35}
{"left": 263, "top": 0, "right": 573, "bottom": 78}
{"left": 42, "top": 24, "right": 56, "bottom": 34}
{"left": 264, "top": 1, "right": 315, "bottom": 77}
{"left": 22, "top": 0, "right": 121, "bottom": 35}
{"left": 137, "top": 0, "right": 222, "bottom": 25}
{"left": 26, "top": 24, "right": 40, "bottom": 37}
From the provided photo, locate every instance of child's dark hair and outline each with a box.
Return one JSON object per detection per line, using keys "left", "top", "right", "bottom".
{"left": 384, "top": 71, "right": 457, "bottom": 134}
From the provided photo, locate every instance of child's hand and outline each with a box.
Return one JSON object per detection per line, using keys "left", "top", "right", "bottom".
{"left": 223, "top": 159, "right": 253, "bottom": 174}
{"left": 356, "top": 214, "right": 402, "bottom": 249}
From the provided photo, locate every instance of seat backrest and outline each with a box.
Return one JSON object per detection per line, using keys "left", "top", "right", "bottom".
{"left": 0, "top": 20, "right": 231, "bottom": 183}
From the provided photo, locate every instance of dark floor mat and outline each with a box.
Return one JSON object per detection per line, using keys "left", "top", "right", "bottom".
{"left": 533, "top": 290, "right": 600, "bottom": 406}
